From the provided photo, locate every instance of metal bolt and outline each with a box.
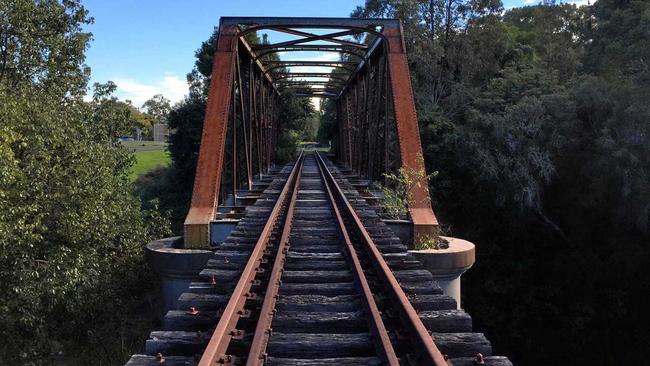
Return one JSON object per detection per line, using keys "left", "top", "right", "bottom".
{"left": 188, "top": 307, "right": 199, "bottom": 315}
{"left": 475, "top": 353, "right": 485, "bottom": 364}
{"left": 211, "top": 274, "right": 217, "bottom": 285}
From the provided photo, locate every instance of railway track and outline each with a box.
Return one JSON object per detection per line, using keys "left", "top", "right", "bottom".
{"left": 127, "top": 153, "right": 511, "bottom": 366}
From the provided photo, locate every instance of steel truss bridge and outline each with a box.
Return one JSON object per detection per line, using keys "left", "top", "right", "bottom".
{"left": 126, "top": 17, "right": 511, "bottom": 366}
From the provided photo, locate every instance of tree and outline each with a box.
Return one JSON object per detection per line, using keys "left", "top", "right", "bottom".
{"left": 317, "top": 98, "right": 337, "bottom": 147}
{"left": 351, "top": 0, "right": 650, "bottom": 364}
{"left": 0, "top": 0, "right": 92, "bottom": 96}
{"left": 142, "top": 94, "right": 172, "bottom": 124}
{"left": 90, "top": 81, "right": 141, "bottom": 141}
{"left": 0, "top": 1, "right": 169, "bottom": 363}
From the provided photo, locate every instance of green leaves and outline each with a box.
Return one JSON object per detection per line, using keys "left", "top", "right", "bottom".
{"left": 0, "top": 2, "right": 170, "bottom": 362}
{"left": 0, "top": 83, "right": 171, "bottom": 363}
{"left": 0, "top": 0, "right": 93, "bottom": 97}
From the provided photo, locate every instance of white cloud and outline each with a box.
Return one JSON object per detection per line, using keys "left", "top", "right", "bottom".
{"left": 568, "top": 0, "right": 592, "bottom": 6}
{"left": 524, "top": 0, "right": 536, "bottom": 4}
{"left": 112, "top": 72, "right": 188, "bottom": 107}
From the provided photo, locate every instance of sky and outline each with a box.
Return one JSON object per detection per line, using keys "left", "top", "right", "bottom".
{"left": 83, "top": 0, "right": 589, "bottom": 108}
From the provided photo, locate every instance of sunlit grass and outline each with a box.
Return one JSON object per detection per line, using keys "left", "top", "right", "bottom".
{"left": 129, "top": 150, "right": 170, "bottom": 181}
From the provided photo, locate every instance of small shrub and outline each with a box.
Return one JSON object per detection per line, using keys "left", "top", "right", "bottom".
{"left": 375, "top": 154, "right": 437, "bottom": 220}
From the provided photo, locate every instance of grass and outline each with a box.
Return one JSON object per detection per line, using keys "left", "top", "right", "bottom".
{"left": 129, "top": 150, "right": 171, "bottom": 181}
{"left": 123, "top": 140, "right": 167, "bottom": 148}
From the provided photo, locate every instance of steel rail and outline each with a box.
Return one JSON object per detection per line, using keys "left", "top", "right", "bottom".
{"left": 197, "top": 152, "right": 305, "bottom": 366}
{"left": 315, "top": 152, "right": 449, "bottom": 366}
{"left": 245, "top": 154, "right": 305, "bottom": 365}
{"left": 243, "top": 153, "right": 398, "bottom": 365}
{"left": 316, "top": 154, "right": 400, "bottom": 365}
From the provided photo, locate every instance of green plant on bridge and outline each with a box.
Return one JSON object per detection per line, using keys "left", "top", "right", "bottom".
{"left": 375, "top": 155, "right": 444, "bottom": 250}
{"left": 376, "top": 154, "right": 436, "bottom": 220}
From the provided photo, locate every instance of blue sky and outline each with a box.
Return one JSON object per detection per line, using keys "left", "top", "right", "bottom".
{"left": 83, "top": 0, "right": 585, "bottom": 107}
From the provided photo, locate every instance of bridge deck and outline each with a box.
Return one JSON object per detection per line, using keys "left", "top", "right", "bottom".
{"left": 126, "top": 154, "right": 511, "bottom": 366}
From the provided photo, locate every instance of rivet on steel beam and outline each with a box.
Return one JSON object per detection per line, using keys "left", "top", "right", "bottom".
{"left": 155, "top": 353, "right": 165, "bottom": 363}
{"left": 188, "top": 307, "right": 199, "bottom": 315}
{"left": 211, "top": 274, "right": 217, "bottom": 285}
{"left": 224, "top": 257, "right": 230, "bottom": 264}
{"left": 475, "top": 353, "right": 485, "bottom": 364}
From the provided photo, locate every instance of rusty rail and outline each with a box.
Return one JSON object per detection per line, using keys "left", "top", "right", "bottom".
{"left": 197, "top": 151, "right": 445, "bottom": 365}
{"left": 245, "top": 155, "right": 304, "bottom": 365}
{"left": 315, "top": 152, "right": 448, "bottom": 366}
{"left": 243, "top": 152, "right": 400, "bottom": 365}
{"left": 316, "top": 152, "right": 400, "bottom": 365}
{"left": 197, "top": 152, "right": 304, "bottom": 366}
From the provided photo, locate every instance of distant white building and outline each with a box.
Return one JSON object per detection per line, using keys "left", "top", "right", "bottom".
{"left": 153, "top": 123, "right": 169, "bottom": 142}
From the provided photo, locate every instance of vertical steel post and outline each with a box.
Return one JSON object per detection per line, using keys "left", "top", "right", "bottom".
{"left": 384, "top": 24, "right": 440, "bottom": 243}
{"left": 184, "top": 23, "right": 238, "bottom": 248}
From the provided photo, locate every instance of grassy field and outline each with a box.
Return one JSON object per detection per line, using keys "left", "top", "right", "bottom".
{"left": 123, "top": 140, "right": 167, "bottom": 149}
{"left": 129, "top": 150, "right": 171, "bottom": 181}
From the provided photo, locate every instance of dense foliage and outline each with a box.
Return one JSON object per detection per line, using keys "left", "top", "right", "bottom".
{"left": 0, "top": 1, "right": 169, "bottom": 363}
{"left": 353, "top": 0, "right": 649, "bottom": 364}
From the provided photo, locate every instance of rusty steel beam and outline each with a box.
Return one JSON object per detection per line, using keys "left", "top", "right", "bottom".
{"left": 184, "top": 24, "right": 238, "bottom": 248}
{"left": 294, "top": 91, "right": 339, "bottom": 98}
{"left": 275, "top": 80, "right": 345, "bottom": 86}
{"left": 384, "top": 25, "right": 439, "bottom": 243}
{"left": 255, "top": 48, "right": 364, "bottom": 62}
{"left": 253, "top": 45, "right": 366, "bottom": 59}
{"left": 262, "top": 28, "right": 365, "bottom": 49}
{"left": 264, "top": 63, "right": 356, "bottom": 75}
{"left": 272, "top": 72, "right": 350, "bottom": 83}
{"left": 220, "top": 16, "right": 398, "bottom": 30}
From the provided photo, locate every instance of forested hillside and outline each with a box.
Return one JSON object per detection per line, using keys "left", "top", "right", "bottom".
{"left": 351, "top": 0, "right": 649, "bottom": 364}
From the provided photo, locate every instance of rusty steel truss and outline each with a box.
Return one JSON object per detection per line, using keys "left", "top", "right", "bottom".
{"left": 184, "top": 17, "right": 439, "bottom": 248}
